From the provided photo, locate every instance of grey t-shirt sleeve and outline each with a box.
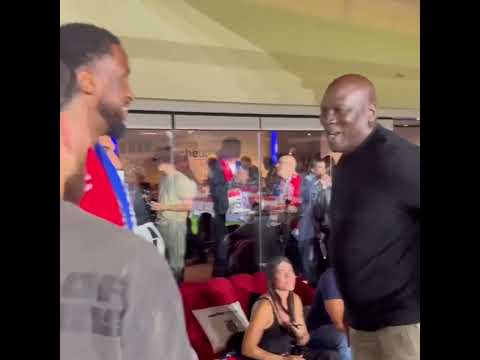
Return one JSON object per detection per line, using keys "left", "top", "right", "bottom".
{"left": 122, "top": 240, "right": 196, "bottom": 360}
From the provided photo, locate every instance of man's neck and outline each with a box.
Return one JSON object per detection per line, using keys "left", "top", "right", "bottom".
{"left": 63, "top": 97, "right": 100, "bottom": 138}
{"left": 60, "top": 180, "right": 65, "bottom": 200}
{"left": 345, "top": 124, "right": 377, "bottom": 156}
{"left": 59, "top": 133, "right": 69, "bottom": 201}
{"left": 164, "top": 168, "right": 177, "bottom": 176}
{"left": 59, "top": 159, "right": 69, "bottom": 201}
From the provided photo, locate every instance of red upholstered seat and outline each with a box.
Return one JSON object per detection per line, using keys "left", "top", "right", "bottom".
{"left": 180, "top": 279, "right": 239, "bottom": 360}
{"left": 206, "top": 277, "right": 238, "bottom": 306}
{"left": 294, "top": 277, "right": 315, "bottom": 306}
{"left": 253, "top": 271, "right": 268, "bottom": 293}
{"left": 229, "top": 274, "right": 257, "bottom": 313}
{"left": 179, "top": 282, "right": 215, "bottom": 360}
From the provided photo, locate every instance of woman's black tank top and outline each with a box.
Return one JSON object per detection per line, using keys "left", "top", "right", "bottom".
{"left": 257, "top": 298, "right": 295, "bottom": 355}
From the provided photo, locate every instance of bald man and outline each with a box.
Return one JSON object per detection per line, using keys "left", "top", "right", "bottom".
{"left": 320, "top": 74, "right": 420, "bottom": 360}
{"left": 271, "top": 155, "right": 303, "bottom": 271}
{"left": 276, "top": 155, "right": 296, "bottom": 178}
{"left": 276, "top": 155, "right": 302, "bottom": 211}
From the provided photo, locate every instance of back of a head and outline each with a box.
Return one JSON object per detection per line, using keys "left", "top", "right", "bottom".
{"left": 60, "top": 23, "right": 120, "bottom": 93}
{"left": 220, "top": 137, "right": 241, "bottom": 159}
{"left": 153, "top": 146, "right": 174, "bottom": 165}
{"left": 240, "top": 156, "right": 252, "bottom": 165}
{"left": 60, "top": 60, "right": 74, "bottom": 111}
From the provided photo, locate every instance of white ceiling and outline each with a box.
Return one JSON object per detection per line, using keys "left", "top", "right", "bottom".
{"left": 61, "top": 0, "right": 419, "bottom": 109}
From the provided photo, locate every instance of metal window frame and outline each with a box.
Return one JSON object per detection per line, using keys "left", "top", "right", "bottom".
{"left": 126, "top": 99, "right": 419, "bottom": 130}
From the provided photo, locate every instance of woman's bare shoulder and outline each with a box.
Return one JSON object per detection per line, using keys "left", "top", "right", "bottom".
{"left": 292, "top": 291, "right": 303, "bottom": 303}
{"left": 251, "top": 295, "right": 274, "bottom": 316}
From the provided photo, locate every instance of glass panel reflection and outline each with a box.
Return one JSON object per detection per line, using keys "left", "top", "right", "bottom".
{"left": 118, "top": 127, "right": 372, "bottom": 283}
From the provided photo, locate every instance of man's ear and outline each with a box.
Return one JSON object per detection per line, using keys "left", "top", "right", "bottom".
{"left": 368, "top": 103, "right": 377, "bottom": 127}
{"left": 76, "top": 69, "right": 96, "bottom": 95}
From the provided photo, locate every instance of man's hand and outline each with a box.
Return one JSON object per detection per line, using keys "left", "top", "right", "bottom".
{"left": 286, "top": 205, "right": 298, "bottom": 214}
{"left": 150, "top": 201, "right": 166, "bottom": 212}
{"left": 199, "top": 185, "right": 209, "bottom": 194}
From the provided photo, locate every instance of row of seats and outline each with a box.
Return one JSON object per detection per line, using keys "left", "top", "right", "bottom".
{"left": 179, "top": 273, "right": 315, "bottom": 360}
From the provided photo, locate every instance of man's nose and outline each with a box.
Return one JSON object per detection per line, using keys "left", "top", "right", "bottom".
{"left": 325, "top": 111, "right": 336, "bottom": 124}
{"left": 125, "top": 84, "right": 134, "bottom": 105}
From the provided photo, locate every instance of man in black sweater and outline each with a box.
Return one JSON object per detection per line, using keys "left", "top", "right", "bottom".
{"left": 319, "top": 74, "right": 420, "bottom": 360}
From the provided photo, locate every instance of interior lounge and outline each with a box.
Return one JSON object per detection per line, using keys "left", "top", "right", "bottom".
{"left": 61, "top": 1, "right": 420, "bottom": 359}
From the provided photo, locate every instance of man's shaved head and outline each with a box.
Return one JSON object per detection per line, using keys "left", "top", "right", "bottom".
{"left": 276, "top": 155, "right": 297, "bottom": 180}
{"left": 328, "top": 74, "right": 377, "bottom": 106}
{"left": 320, "top": 74, "right": 377, "bottom": 153}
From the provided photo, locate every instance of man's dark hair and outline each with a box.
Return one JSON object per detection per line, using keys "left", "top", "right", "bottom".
{"left": 219, "top": 138, "right": 241, "bottom": 159}
{"left": 60, "top": 23, "right": 120, "bottom": 93}
{"left": 60, "top": 60, "right": 74, "bottom": 110}
{"left": 311, "top": 155, "right": 332, "bottom": 169}
{"left": 265, "top": 256, "right": 296, "bottom": 322}
{"left": 153, "top": 146, "right": 174, "bottom": 165}
{"left": 240, "top": 156, "right": 252, "bottom": 165}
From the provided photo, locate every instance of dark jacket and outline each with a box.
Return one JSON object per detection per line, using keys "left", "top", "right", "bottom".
{"left": 208, "top": 159, "right": 229, "bottom": 215}
{"left": 312, "top": 183, "right": 331, "bottom": 235}
{"left": 130, "top": 187, "right": 155, "bottom": 226}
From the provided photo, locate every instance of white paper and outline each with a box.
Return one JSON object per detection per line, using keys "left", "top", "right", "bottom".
{"left": 192, "top": 301, "right": 249, "bottom": 353}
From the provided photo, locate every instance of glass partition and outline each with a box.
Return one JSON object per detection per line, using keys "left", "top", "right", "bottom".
{"left": 119, "top": 120, "right": 418, "bottom": 281}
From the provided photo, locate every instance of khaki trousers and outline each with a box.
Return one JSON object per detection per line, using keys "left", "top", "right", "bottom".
{"left": 157, "top": 220, "right": 187, "bottom": 279}
{"left": 350, "top": 323, "right": 420, "bottom": 360}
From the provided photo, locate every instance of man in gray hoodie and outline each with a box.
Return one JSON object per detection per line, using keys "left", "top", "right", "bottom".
{"left": 60, "top": 23, "right": 197, "bottom": 360}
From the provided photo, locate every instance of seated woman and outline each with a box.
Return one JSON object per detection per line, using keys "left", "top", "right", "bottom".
{"left": 241, "top": 257, "right": 309, "bottom": 360}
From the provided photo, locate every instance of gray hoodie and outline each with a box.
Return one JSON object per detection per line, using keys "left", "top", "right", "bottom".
{"left": 60, "top": 201, "right": 197, "bottom": 360}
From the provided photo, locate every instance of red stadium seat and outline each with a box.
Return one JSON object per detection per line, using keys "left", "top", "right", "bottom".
{"left": 179, "top": 282, "right": 215, "bottom": 360}
{"left": 294, "top": 277, "right": 315, "bottom": 306}
{"left": 253, "top": 271, "right": 268, "bottom": 293}
{"left": 229, "top": 274, "right": 257, "bottom": 314}
{"left": 206, "top": 278, "right": 238, "bottom": 306}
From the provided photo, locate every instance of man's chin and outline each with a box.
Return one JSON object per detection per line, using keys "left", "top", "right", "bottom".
{"left": 63, "top": 187, "right": 85, "bottom": 205}
{"left": 107, "top": 121, "right": 127, "bottom": 139}
{"left": 328, "top": 142, "right": 344, "bottom": 153}
{"left": 98, "top": 103, "right": 128, "bottom": 139}
{"left": 63, "top": 172, "right": 86, "bottom": 205}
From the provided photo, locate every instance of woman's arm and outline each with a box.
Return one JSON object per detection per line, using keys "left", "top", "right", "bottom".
{"left": 291, "top": 294, "right": 310, "bottom": 346}
{"left": 241, "top": 300, "right": 285, "bottom": 360}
